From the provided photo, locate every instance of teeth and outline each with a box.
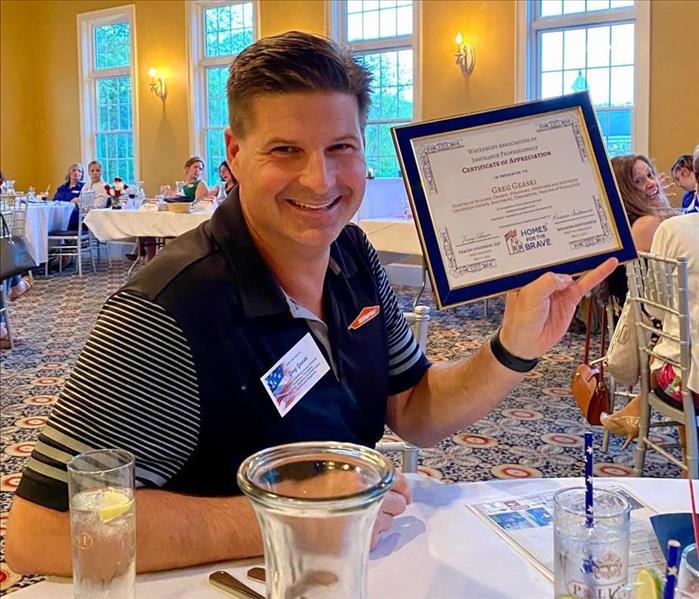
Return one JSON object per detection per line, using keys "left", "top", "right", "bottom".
{"left": 289, "top": 198, "right": 336, "bottom": 210}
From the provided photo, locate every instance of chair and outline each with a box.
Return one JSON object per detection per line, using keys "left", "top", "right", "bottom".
{"left": 46, "top": 191, "right": 96, "bottom": 276}
{"left": 0, "top": 201, "right": 27, "bottom": 349}
{"left": 627, "top": 252, "right": 697, "bottom": 479}
{"left": 376, "top": 305, "right": 431, "bottom": 473}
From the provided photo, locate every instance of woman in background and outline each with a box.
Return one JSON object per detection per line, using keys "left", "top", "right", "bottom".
{"left": 670, "top": 154, "right": 698, "bottom": 214}
{"left": 181, "top": 156, "right": 209, "bottom": 200}
{"left": 211, "top": 160, "right": 237, "bottom": 199}
{"left": 53, "top": 162, "right": 85, "bottom": 230}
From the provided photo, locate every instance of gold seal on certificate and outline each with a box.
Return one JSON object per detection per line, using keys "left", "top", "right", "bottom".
{"left": 392, "top": 92, "right": 636, "bottom": 309}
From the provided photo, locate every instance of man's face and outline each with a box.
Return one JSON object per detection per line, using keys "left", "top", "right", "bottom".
{"left": 226, "top": 92, "right": 366, "bottom": 257}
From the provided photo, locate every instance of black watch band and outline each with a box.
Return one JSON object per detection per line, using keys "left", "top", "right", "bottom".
{"left": 489, "top": 328, "right": 540, "bottom": 373}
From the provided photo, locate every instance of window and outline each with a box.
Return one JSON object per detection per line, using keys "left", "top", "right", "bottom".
{"left": 78, "top": 6, "right": 138, "bottom": 183}
{"left": 333, "top": 0, "right": 418, "bottom": 178}
{"left": 518, "top": 0, "right": 649, "bottom": 156}
{"left": 188, "top": 1, "right": 256, "bottom": 184}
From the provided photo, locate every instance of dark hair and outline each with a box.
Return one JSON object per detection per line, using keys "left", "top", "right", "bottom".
{"left": 219, "top": 160, "right": 237, "bottom": 185}
{"left": 611, "top": 154, "right": 673, "bottom": 224}
{"left": 670, "top": 154, "right": 693, "bottom": 175}
{"left": 226, "top": 31, "right": 373, "bottom": 137}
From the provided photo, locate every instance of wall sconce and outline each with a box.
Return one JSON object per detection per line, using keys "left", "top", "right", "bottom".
{"left": 148, "top": 67, "right": 167, "bottom": 103}
{"left": 455, "top": 33, "right": 475, "bottom": 77}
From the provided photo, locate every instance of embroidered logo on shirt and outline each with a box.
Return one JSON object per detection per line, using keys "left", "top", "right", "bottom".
{"left": 348, "top": 305, "right": 380, "bottom": 330}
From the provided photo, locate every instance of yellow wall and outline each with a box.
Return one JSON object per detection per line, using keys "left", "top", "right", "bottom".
{"left": 1, "top": 0, "right": 698, "bottom": 193}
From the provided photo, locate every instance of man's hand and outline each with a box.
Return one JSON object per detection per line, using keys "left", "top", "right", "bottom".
{"left": 370, "top": 471, "right": 412, "bottom": 549}
{"left": 499, "top": 258, "right": 618, "bottom": 360}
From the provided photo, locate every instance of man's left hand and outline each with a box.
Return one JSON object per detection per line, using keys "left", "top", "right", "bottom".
{"left": 499, "top": 258, "right": 618, "bottom": 360}
{"left": 370, "top": 470, "right": 412, "bottom": 549}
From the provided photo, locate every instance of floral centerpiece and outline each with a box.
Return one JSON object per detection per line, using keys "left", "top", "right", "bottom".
{"left": 105, "top": 177, "right": 129, "bottom": 209}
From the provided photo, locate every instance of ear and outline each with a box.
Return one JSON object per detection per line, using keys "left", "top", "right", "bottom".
{"left": 225, "top": 126, "right": 242, "bottom": 170}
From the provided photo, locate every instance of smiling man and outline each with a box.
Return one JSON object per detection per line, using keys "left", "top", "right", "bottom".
{"left": 6, "top": 31, "right": 615, "bottom": 575}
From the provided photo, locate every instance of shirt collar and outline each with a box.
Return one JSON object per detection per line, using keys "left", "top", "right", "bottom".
{"left": 209, "top": 187, "right": 358, "bottom": 318}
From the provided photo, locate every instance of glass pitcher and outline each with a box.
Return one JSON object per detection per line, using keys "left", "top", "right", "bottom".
{"left": 238, "top": 441, "right": 395, "bottom": 599}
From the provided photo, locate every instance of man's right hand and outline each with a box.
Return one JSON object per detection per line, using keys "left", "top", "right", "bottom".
{"left": 370, "top": 470, "right": 412, "bottom": 549}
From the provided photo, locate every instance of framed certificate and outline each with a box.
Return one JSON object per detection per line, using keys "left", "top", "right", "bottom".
{"left": 392, "top": 91, "right": 636, "bottom": 309}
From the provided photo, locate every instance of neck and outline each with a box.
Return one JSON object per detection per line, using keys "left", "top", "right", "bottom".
{"left": 256, "top": 238, "right": 329, "bottom": 319}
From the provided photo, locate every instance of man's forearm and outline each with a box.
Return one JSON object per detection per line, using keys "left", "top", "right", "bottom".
{"left": 6, "top": 490, "right": 262, "bottom": 576}
{"left": 387, "top": 342, "right": 525, "bottom": 447}
{"left": 135, "top": 489, "right": 262, "bottom": 572}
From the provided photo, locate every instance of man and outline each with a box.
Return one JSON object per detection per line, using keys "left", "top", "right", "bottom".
{"left": 6, "top": 31, "right": 615, "bottom": 575}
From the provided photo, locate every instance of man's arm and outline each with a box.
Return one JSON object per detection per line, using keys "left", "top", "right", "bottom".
{"left": 6, "top": 491, "right": 262, "bottom": 576}
{"left": 388, "top": 259, "right": 618, "bottom": 446}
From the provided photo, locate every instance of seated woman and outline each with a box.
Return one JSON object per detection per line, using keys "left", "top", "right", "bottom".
{"left": 180, "top": 156, "right": 209, "bottom": 200}
{"left": 671, "top": 154, "right": 698, "bottom": 214}
{"left": 52, "top": 162, "right": 85, "bottom": 230}
{"left": 601, "top": 212, "right": 698, "bottom": 444}
{"left": 606, "top": 154, "right": 677, "bottom": 308}
{"left": 211, "top": 160, "right": 237, "bottom": 198}
{"left": 81, "top": 160, "right": 109, "bottom": 209}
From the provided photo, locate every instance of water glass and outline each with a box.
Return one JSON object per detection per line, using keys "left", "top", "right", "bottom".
{"left": 554, "top": 487, "right": 630, "bottom": 599}
{"left": 68, "top": 449, "right": 136, "bottom": 599}
{"left": 175, "top": 180, "right": 184, "bottom": 195}
{"left": 678, "top": 542, "right": 699, "bottom": 596}
{"left": 238, "top": 441, "right": 395, "bottom": 599}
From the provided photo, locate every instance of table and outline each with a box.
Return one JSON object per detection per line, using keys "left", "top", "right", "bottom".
{"left": 358, "top": 217, "right": 423, "bottom": 256}
{"left": 84, "top": 207, "right": 214, "bottom": 242}
{"left": 22, "top": 203, "right": 76, "bottom": 265}
{"left": 11, "top": 476, "right": 686, "bottom": 598}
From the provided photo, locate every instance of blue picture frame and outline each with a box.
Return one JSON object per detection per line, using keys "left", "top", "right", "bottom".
{"left": 392, "top": 92, "right": 636, "bottom": 309}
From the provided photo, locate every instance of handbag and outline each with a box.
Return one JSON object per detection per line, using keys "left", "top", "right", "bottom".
{"left": 571, "top": 298, "right": 610, "bottom": 425}
{"left": 605, "top": 295, "right": 640, "bottom": 386}
{"left": 0, "top": 213, "right": 35, "bottom": 281}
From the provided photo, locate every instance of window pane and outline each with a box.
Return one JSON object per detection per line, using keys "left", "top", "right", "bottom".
{"left": 540, "top": 0, "right": 562, "bottom": 17}
{"left": 610, "top": 65, "right": 633, "bottom": 105}
{"left": 541, "top": 31, "right": 563, "bottom": 71}
{"left": 563, "top": 28, "right": 585, "bottom": 69}
{"left": 347, "top": 0, "right": 412, "bottom": 41}
{"left": 586, "top": 0, "right": 610, "bottom": 11}
{"left": 541, "top": 71, "right": 563, "bottom": 98}
{"left": 611, "top": 23, "right": 634, "bottom": 65}
{"left": 586, "top": 26, "right": 609, "bottom": 68}
{"left": 95, "top": 77, "right": 134, "bottom": 182}
{"left": 563, "top": 0, "right": 585, "bottom": 14}
{"left": 206, "top": 67, "right": 228, "bottom": 127}
{"left": 604, "top": 109, "right": 632, "bottom": 156}
{"left": 610, "top": 0, "right": 634, "bottom": 7}
{"left": 94, "top": 22, "right": 130, "bottom": 69}
{"left": 204, "top": 2, "right": 254, "bottom": 57}
{"left": 206, "top": 128, "right": 227, "bottom": 184}
{"left": 586, "top": 67, "right": 610, "bottom": 106}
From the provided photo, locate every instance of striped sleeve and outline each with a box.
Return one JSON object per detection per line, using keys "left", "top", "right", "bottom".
{"left": 360, "top": 233, "right": 431, "bottom": 394}
{"left": 15, "top": 291, "right": 201, "bottom": 511}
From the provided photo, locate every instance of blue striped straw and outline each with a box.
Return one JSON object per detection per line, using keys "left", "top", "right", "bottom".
{"left": 663, "top": 539, "right": 681, "bottom": 599}
{"left": 584, "top": 431, "right": 593, "bottom": 528}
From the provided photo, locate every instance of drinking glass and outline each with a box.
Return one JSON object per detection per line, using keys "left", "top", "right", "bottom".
{"left": 612, "top": 582, "right": 695, "bottom": 598}
{"left": 238, "top": 441, "right": 395, "bottom": 599}
{"left": 175, "top": 180, "right": 184, "bottom": 195}
{"left": 158, "top": 184, "right": 171, "bottom": 199}
{"left": 678, "top": 543, "right": 699, "bottom": 596}
{"left": 68, "top": 449, "right": 136, "bottom": 599}
{"left": 554, "top": 487, "right": 630, "bottom": 599}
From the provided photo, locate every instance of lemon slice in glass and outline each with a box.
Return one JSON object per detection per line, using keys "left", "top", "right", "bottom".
{"left": 98, "top": 488, "right": 134, "bottom": 523}
{"left": 633, "top": 568, "right": 663, "bottom": 599}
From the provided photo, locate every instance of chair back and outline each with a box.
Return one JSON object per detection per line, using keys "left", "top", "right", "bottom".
{"left": 9, "top": 199, "right": 27, "bottom": 238}
{"left": 403, "top": 305, "right": 430, "bottom": 351}
{"left": 626, "top": 251, "right": 696, "bottom": 476}
{"left": 78, "top": 190, "right": 96, "bottom": 217}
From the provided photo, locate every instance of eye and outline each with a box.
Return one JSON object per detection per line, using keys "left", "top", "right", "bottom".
{"left": 329, "top": 143, "right": 356, "bottom": 152}
{"left": 271, "top": 146, "right": 299, "bottom": 155}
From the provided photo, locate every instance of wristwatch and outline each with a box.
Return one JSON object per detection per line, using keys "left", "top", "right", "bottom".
{"left": 489, "top": 328, "right": 540, "bottom": 373}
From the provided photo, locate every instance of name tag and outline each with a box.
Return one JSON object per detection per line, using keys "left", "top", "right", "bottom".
{"left": 261, "top": 333, "right": 330, "bottom": 417}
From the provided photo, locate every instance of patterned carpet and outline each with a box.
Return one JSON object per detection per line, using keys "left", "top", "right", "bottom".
{"left": 0, "top": 260, "right": 682, "bottom": 593}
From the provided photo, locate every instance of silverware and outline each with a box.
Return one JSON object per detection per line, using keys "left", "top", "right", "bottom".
{"left": 208, "top": 570, "right": 266, "bottom": 599}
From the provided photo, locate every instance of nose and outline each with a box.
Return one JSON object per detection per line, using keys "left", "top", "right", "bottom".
{"left": 298, "top": 151, "right": 335, "bottom": 195}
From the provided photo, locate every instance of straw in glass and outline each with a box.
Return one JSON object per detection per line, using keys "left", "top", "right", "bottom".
{"left": 584, "top": 431, "right": 593, "bottom": 528}
{"left": 663, "top": 539, "right": 681, "bottom": 599}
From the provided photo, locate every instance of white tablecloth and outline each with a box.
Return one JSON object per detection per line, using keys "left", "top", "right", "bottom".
{"left": 23, "top": 203, "right": 76, "bottom": 264}
{"left": 359, "top": 217, "right": 423, "bottom": 256}
{"left": 84, "top": 207, "right": 214, "bottom": 242}
{"left": 11, "top": 476, "right": 687, "bottom": 598}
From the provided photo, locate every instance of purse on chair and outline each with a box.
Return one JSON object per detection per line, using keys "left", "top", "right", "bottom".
{"left": 0, "top": 213, "right": 35, "bottom": 281}
{"left": 571, "top": 298, "right": 610, "bottom": 425}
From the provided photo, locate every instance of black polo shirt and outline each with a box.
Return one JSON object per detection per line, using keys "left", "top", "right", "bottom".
{"left": 16, "top": 190, "right": 430, "bottom": 510}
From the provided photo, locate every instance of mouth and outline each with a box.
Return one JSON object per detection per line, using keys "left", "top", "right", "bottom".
{"left": 286, "top": 196, "right": 342, "bottom": 211}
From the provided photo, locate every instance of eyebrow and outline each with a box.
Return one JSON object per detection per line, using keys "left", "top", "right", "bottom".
{"left": 264, "top": 134, "right": 361, "bottom": 147}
